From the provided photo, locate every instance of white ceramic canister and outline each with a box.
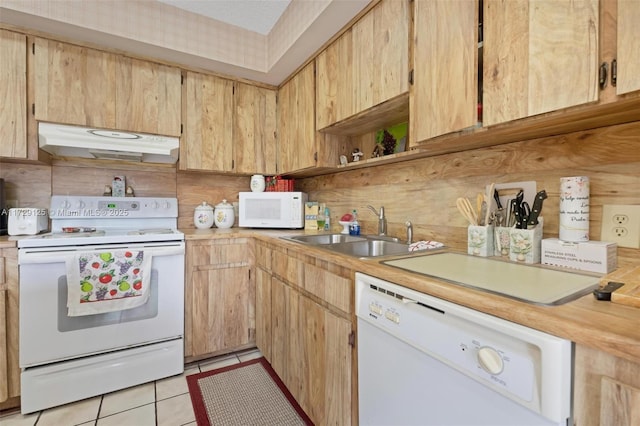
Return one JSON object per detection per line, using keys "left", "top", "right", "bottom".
{"left": 250, "top": 175, "right": 266, "bottom": 192}
{"left": 194, "top": 201, "right": 214, "bottom": 229}
{"left": 214, "top": 199, "right": 235, "bottom": 229}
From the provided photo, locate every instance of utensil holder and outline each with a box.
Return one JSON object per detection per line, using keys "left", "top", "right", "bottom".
{"left": 468, "top": 225, "right": 494, "bottom": 257}
{"left": 509, "top": 219, "right": 543, "bottom": 264}
{"left": 494, "top": 226, "right": 511, "bottom": 257}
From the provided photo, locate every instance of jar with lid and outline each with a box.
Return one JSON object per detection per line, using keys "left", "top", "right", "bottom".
{"left": 250, "top": 175, "right": 266, "bottom": 192}
{"left": 194, "top": 201, "right": 214, "bottom": 229}
{"left": 214, "top": 199, "right": 235, "bottom": 229}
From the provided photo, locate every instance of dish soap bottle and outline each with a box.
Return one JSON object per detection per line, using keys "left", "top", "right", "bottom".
{"left": 349, "top": 209, "right": 360, "bottom": 236}
{"left": 324, "top": 207, "right": 331, "bottom": 231}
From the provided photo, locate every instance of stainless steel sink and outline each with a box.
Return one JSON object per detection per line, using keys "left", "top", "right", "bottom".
{"left": 284, "top": 234, "right": 366, "bottom": 244}
{"left": 282, "top": 234, "right": 410, "bottom": 258}
{"left": 325, "top": 239, "right": 410, "bottom": 258}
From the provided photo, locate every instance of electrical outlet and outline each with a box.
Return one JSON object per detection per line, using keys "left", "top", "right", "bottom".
{"left": 601, "top": 205, "right": 640, "bottom": 248}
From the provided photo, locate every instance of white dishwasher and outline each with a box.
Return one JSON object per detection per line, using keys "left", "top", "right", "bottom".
{"left": 356, "top": 273, "right": 572, "bottom": 426}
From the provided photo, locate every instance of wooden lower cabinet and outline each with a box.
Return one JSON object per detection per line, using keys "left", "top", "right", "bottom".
{"left": 0, "top": 248, "right": 20, "bottom": 409}
{"left": 573, "top": 344, "right": 640, "bottom": 426}
{"left": 184, "top": 238, "right": 255, "bottom": 360}
{"left": 258, "top": 245, "right": 354, "bottom": 426}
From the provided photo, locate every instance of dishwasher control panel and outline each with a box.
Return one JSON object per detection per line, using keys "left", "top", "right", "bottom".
{"left": 355, "top": 273, "right": 573, "bottom": 424}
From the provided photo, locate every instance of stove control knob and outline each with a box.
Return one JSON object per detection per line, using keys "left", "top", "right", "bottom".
{"left": 162, "top": 201, "right": 171, "bottom": 209}
{"left": 151, "top": 201, "right": 160, "bottom": 209}
{"left": 59, "top": 199, "right": 71, "bottom": 210}
{"left": 477, "top": 346, "right": 504, "bottom": 375}
{"left": 75, "top": 200, "right": 86, "bottom": 209}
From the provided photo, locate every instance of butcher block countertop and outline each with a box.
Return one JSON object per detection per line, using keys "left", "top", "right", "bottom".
{"left": 183, "top": 228, "right": 640, "bottom": 365}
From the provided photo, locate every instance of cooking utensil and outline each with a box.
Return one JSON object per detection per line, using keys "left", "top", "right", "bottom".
{"left": 493, "top": 188, "right": 503, "bottom": 210}
{"left": 512, "top": 190, "right": 525, "bottom": 228}
{"left": 476, "top": 193, "right": 484, "bottom": 224}
{"left": 527, "top": 189, "right": 547, "bottom": 227}
{"left": 519, "top": 202, "right": 531, "bottom": 229}
{"left": 484, "top": 183, "right": 495, "bottom": 227}
{"left": 456, "top": 197, "right": 478, "bottom": 226}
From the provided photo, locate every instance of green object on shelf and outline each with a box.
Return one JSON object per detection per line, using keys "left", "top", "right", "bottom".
{"left": 376, "top": 122, "right": 408, "bottom": 154}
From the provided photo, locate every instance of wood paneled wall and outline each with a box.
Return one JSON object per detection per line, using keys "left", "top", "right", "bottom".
{"left": 0, "top": 160, "right": 250, "bottom": 230}
{"left": 298, "top": 121, "right": 640, "bottom": 266}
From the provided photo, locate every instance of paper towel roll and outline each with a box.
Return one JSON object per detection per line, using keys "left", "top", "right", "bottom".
{"left": 559, "top": 176, "right": 590, "bottom": 242}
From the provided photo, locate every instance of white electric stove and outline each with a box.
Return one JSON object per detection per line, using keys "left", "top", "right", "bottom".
{"left": 18, "top": 196, "right": 185, "bottom": 414}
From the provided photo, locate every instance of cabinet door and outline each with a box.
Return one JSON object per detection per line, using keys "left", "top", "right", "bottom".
{"left": 483, "top": 0, "right": 599, "bottom": 126}
{"left": 190, "top": 266, "right": 252, "bottom": 357}
{"left": 316, "top": 29, "right": 354, "bottom": 129}
{"left": 410, "top": 0, "right": 478, "bottom": 145}
{"left": 352, "top": 0, "right": 409, "bottom": 114}
{"left": 616, "top": 0, "right": 640, "bottom": 95}
{"left": 295, "top": 295, "right": 352, "bottom": 425}
{"left": 234, "top": 83, "right": 277, "bottom": 174}
{"left": 0, "top": 30, "right": 27, "bottom": 159}
{"left": 574, "top": 344, "right": 640, "bottom": 426}
{"left": 0, "top": 288, "right": 7, "bottom": 402}
{"left": 181, "top": 72, "right": 234, "bottom": 172}
{"left": 115, "top": 57, "right": 181, "bottom": 136}
{"left": 255, "top": 267, "right": 272, "bottom": 362}
{"left": 270, "top": 277, "right": 289, "bottom": 381}
{"left": 0, "top": 249, "right": 19, "bottom": 402}
{"left": 277, "top": 63, "right": 316, "bottom": 174}
{"left": 33, "top": 38, "right": 117, "bottom": 128}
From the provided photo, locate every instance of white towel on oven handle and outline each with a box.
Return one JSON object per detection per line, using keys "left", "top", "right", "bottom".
{"left": 66, "top": 249, "right": 152, "bottom": 317}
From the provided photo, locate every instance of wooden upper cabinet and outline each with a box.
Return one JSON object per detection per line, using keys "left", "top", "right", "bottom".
{"left": 410, "top": 0, "right": 478, "bottom": 146}
{"left": 483, "top": 0, "right": 599, "bottom": 127}
{"left": 234, "top": 83, "right": 277, "bottom": 175}
{"left": 352, "top": 0, "right": 409, "bottom": 113}
{"left": 32, "top": 37, "right": 117, "bottom": 129}
{"left": 277, "top": 62, "right": 316, "bottom": 174}
{"left": 180, "top": 71, "right": 234, "bottom": 172}
{"left": 0, "top": 30, "right": 27, "bottom": 159}
{"left": 115, "top": 57, "right": 181, "bottom": 136}
{"left": 32, "top": 38, "right": 181, "bottom": 136}
{"left": 616, "top": 0, "right": 640, "bottom": 96}
{"left": 316, "top": 0, "right": 409, "bottom": 131}
{"left": 316, "top": 29, "right": 354, "bottom": 130}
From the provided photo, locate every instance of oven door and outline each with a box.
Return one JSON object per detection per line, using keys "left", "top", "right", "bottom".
{"left": 19, "top": 241, "right": 185, "bottom": 368}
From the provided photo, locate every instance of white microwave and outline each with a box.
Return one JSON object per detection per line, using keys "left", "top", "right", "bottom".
{"left": 238, "top": 192, "right": 308, "bottom": 229}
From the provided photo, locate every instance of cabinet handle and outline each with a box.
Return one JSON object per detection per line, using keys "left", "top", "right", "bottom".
{"left": 408, "top": 69, "right": 414, "bottom": 85}
{"left": 598, "top": 62, "right": 608, "bottom": 90}
{"left": 611, "top": 59, "right": 617, "bottom": 87}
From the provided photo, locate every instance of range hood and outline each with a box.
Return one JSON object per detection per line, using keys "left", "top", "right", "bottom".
{"left": 38, "top": 122, "right": 180, "bottom": 164}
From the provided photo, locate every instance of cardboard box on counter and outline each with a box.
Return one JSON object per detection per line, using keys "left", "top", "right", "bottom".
{"left": 541, "top": 238, "right": 617, "bottom": 274}
{"left": 304, "top": 202, "right": 319, "bottom": 231}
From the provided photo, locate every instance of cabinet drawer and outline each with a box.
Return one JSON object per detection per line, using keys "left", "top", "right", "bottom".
{"left": 303, "top": 264, "right": 352, "bottom": 314}
{"left": 272, "top": 252, "right": 304, "bottom": 287}
{"left": 187, "top": 239, "right": 251, "bottom": 268}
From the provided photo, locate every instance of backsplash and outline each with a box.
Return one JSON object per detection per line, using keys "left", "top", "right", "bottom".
{"left": 298, "top": 121, "right": 640, "bottom": 266}
{"left": 2, "top": 120, "right": 639, "bottom": 265}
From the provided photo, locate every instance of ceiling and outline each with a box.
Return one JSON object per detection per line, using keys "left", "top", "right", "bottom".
{"left": 0, "top": 0, "right": 370, "bottom": 85}
{"left": 156, "top": 0, "right": 292, "bottom": 35}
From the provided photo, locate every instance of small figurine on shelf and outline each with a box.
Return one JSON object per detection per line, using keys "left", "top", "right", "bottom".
{"left": 372, "top": 145, "right": 383, "bottom": 158}
{"left": 352, "top": 148, "right": 364, "bottom": 162}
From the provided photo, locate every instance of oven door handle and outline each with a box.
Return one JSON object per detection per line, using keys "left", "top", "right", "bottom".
{"left": 19, "top": 244, "right": 185, "bottom": 264}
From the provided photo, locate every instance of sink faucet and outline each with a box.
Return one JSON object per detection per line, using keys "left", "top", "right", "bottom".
{"left": 405, "top": 221, "right": 413, "bottom": 245}
{"left": 367, "top": 205, "right": 387, "bottom": 236}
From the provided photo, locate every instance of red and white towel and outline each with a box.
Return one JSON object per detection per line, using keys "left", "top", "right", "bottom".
{"left": 66, "top": 249, "right": 152, "bottom": 316}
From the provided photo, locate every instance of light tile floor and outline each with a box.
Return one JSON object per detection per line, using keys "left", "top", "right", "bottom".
{"left": 0, "top": 348, "right": 263, "bottom": 426}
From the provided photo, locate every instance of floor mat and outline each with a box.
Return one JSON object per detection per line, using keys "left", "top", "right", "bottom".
{"left": 186, "top": 357, "right": 313, "bottom": 426}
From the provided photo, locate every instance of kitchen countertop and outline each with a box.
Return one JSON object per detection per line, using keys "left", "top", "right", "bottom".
{"left": 4, "top": 229, "right": 639, "bottom": 364}
{"left": 183, "top": 228, "right": 640, "bottom": 365}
